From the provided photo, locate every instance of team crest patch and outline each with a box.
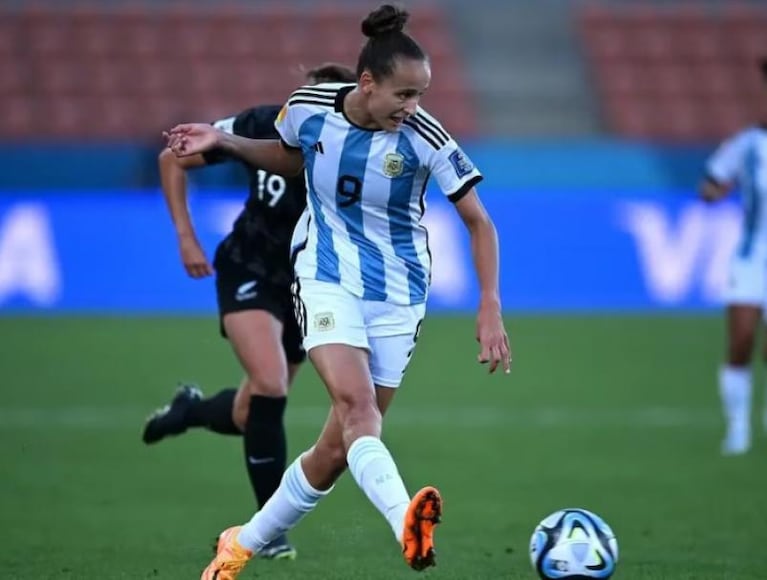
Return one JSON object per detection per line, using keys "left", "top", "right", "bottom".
{"left": 314, "top": 312, "right": 335, "bottom": 332}
{"left": 383, "top": 152, "right": 405, "bottom": 178}
{"left": 449, "top": 148, "right": 474, "bottom": 178}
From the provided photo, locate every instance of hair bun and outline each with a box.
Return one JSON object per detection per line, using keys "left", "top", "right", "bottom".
{"left": 361, "top": 4, "right": 409, "bottom": 38}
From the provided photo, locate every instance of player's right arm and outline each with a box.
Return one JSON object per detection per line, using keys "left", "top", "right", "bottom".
{"left": 165, "top": 124, "right": 304, "bottom": 177}
{"left": 699, "top": 129, "right": 750, "bottom": 203}
{"left": 158, "top": 148, "right": 213, "bottom": 278}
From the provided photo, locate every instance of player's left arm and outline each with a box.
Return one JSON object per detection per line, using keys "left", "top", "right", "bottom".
{"left": 699, "top": 129, "right": 749, "bottom": 202}
{"left": 453, "top": 191, "right": 511, "bottom": 375}
{"left": 699, "top": 176, "right": 731, "bottom": 203}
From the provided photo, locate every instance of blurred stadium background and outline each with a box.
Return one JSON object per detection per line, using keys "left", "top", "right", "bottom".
{"left": 2, "top": 1, "right": 767, "bottom": 579}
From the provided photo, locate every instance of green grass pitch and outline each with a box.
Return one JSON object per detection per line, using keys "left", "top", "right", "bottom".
{"left": 1, "top": 315, "right": 765, "bottom": 579}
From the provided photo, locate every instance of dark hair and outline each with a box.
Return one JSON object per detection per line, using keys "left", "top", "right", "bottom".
{"left": 356, "top": 4, "right": 427, "bottom": 80}
{"left": 305, "top": 62, "right": 357, "bottom": 85}
{"left": 761, "top": 57, "right": 767, "bottom": 83}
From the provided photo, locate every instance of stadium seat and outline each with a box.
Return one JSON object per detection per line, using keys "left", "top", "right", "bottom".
{"left": 0, "top": 2, "right": 476, "bottom": 140}
{"left": 578, "top": 3, "right": 767, "bottom": 142}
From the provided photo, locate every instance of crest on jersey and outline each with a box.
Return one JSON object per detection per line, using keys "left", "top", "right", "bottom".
{"left": 383, "top": 152, "right": 405, "bottom": 178}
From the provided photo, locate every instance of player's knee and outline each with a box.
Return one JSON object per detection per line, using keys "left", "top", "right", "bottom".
{"left": 336, "top": 395, "right": 381, "bottom": 434}
{"left": 246, "top": 373, "right": 288, "bottom": 397}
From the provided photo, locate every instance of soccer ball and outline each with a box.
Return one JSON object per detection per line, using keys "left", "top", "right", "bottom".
{"left": 529, "top": 508, "right": 618, "bottom": 579}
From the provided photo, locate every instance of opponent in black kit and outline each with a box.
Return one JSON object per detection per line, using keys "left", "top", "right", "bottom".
{"left": 142, "top": 63, "right": 356, "bottom": 560}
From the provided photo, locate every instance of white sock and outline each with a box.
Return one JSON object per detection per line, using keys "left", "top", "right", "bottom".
{"left": 237, "top": 455, "right": 331, "bottom": 551}
{"left": 347, "top": 436, "right": 410, "bottom": 543}
{"left": 719, "top": 365, "right": 751, "bottom": 433}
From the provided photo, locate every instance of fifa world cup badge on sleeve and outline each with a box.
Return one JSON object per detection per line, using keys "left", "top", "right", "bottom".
{"left": 383, "top": 152, "right": 405, "bottom": 178}
{"left": 449, "top": 149, "right": 474, "bottom": 178}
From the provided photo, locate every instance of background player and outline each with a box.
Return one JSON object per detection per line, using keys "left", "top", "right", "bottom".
{"left": 143, "top": 63, "right": 356, "bottom": 558}
{"left": 699, "top": 57, "right": 767, "bottom": 455}
{"left": 165, "top": 4, "right": 511, "bottom": 578}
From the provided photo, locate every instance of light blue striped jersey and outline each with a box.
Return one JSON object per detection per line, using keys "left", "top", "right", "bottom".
{"left": 706, "top": 125, "right": 767, "bottom": 256}
{"left": 277, "top": 83, "right": 483, "bottom": 305}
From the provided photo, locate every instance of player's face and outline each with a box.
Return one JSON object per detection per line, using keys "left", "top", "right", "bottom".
{"left": 367, "top": 58, "right": 431, "bottom": 132}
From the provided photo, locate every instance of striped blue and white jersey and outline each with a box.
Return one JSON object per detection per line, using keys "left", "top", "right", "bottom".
{"left": 706, "top": 125, "right": 767, "bottom": 255}
{"left": 277, "top": 83, "right": 483, "bottom": 305}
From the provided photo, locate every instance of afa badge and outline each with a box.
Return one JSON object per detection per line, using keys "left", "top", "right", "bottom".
{"left": 383, "top": 152, "right": 405, "bottom": 178}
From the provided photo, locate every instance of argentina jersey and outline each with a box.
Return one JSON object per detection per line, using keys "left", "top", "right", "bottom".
{"left": 707, "top": 126, "right": 767, "bottom": 256}
{"left": 277, "top": 83, "right": 483, "bottom": 306}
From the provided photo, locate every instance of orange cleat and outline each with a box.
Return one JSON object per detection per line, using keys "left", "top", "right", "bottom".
{"left": 402, "top": 486, "right": 443, "bottom": 571}
{"left": 200, "top": 526, "right": 253, "bottom": 580}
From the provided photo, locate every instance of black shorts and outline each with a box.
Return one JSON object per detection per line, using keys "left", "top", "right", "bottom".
{"left": 214, "top": 252, "right": 305, "bottom": 364}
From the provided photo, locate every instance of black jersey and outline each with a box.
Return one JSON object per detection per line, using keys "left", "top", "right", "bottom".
{"left": 203, "top": 105, "right": 306, "bottom": 289}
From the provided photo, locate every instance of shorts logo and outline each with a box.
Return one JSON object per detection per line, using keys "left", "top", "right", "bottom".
{"left": 235, "top": 281, "right": 258, "bottom": 301}
{"left": 313, "top": 312, "right": 335, "bottom": 332}
{"left": 448, "top": 148, "right": 474, "bottom": 178}
{"left": 383, "top": 152, "right": 405, "bottom": 178}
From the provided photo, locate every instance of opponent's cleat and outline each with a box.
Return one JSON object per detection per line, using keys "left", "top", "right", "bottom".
{"left": 142, "top": 384, "right": 203, "bottom": 444}
{"left": 201, "top": 526, "right": 253, "bottom": 580}
{"left": 256, "top": 534, "right": 297, "bottom": 560}
{"left": 402, "top": 486, "right": 442, "bottom": 571}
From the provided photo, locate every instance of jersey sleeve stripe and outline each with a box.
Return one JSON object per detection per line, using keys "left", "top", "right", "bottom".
{"left": 287, "top": 97, "right": 336, "bottom": 108}
{"left": 402, "top": 119, "right": 441, "bottom": 150}
{"left": 414, "top": 112, "right": 450, "bottom": 143}
{"left": 290, "top": 89, "right": 338, "bottom": 101}
{"left": 447, "top": 175, "right": 483, "bottom": 203}
{"left": 288, "top": 91, "right": 336, "bottom": 102}
{"left": 409, "top": 117, "right": 449, "bottom": 148}
{"left": 295, "top": 85, "right": 342, "bottom": 94}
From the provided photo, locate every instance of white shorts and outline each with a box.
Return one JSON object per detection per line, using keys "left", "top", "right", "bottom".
{"left": 293, "top": 278, "right": 426, "bottom": 388}
{"left": 724, "top": 247, "right": 767, "bottom": 307}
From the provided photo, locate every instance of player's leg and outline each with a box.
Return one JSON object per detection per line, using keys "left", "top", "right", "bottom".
{"left": 235, "top": 386, "right": 398, "bottom": 547}
{"left": 721, "top": 304, "right": 759, "bottom": 455}
{"left": 227, "top": 301, "right": 304, "bottom": 560}
{"left": 202, "top": 387, "right": 396, "bottom": 579}
{"left": 365, "top": 309, "right": 440, "bottom": 570}
{"left": 761, "top": 310, "right": 767, "bottom": 434}
{"left": 225, "top": 309, "right": 291, "bottom": 501}
{"left": 719, "top": 253, "right": 764, "bottom": 454}
{"left": 301, "top": 285, "right": 439, "bottom": 568}
{"left": 231, "top": 363, "right": 301, "bottom": 431}
{"left": 142, "top": 382, "right": 240, "bottom": 444}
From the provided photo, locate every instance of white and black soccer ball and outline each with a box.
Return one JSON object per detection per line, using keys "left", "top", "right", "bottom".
{"left": 529, "top": 508, "right": 618, "bottom": 579}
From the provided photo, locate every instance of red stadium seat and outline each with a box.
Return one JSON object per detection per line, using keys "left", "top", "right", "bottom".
{"left": 0, "top": 59, "right": 27, "bottom": 96}
{"left": 2, "top": 2, "right": 476, "bottom": 140}
{"left": 1, "top": 96, "right": 39, "bottom": 138}
{"left": 579, "top": 3, "right": 767, "bottom": 141}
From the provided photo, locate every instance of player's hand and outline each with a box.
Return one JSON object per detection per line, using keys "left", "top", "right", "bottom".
{"left": 164, "top": 124, "right": 221, "bottom": 157}
{"left": 178, "top": 234, "right": 213, "bottom": 278}
{"left": 476, "top": 298, "right": 511, "bottom": 374}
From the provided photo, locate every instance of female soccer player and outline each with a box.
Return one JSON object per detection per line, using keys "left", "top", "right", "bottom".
{"left": 699, "top": 58, "right": 767, "bottom": 456}
{"left": 166, "top": 5, "right": 511, "bottom": 577}
{"left": 145, "top": 64, "right": 355, "bottom": 559}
